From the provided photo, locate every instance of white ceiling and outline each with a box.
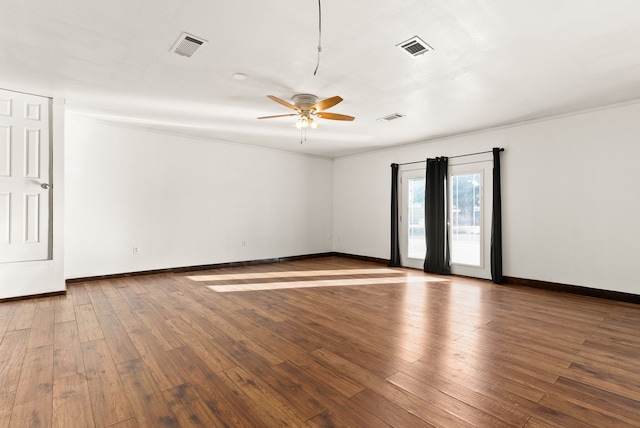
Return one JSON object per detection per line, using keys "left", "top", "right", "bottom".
{"left": 2, "top": 0, "right": 640, "bottom": 157}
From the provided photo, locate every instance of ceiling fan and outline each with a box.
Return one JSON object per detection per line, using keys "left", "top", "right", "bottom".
{"left": 258, "top": 94, "right": 355, "bottom": 129}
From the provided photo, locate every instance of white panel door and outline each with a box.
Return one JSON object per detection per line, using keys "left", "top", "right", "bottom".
{"left": 0, "top": 89, "right": 51, "bottom": 263}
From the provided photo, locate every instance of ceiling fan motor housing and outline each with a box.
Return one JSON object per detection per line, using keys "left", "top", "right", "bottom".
{"left": 292, "top": 94, "right": 319, "bottom": 110}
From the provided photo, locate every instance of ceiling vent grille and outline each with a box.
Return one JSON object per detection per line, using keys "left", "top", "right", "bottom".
{"left": 397, "top": 36, "right": 433, "bottom": 57}
{"left": 171, "top": 32, "right": 207, "bottom": 57}
{"left": 378, "top": 113, "right": 405, "bottom": 122}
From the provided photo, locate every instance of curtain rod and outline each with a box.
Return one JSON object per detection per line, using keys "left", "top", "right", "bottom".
{"left": 395, "top": 148, "right": 504, "bottom": 166}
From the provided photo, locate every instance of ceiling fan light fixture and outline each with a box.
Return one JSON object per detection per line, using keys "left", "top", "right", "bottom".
{"left": 296, "top": 116, "right": 309, "bottom": 129}
{"left": 295, "top": 113, "right": 318, "bottom": 130}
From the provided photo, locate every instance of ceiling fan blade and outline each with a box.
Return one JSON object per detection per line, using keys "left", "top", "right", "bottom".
{"left": 258, "top": 113, "right": 299, "bottom": 119}
{"left": 311, "top": 96, "right": 343, "bottom": 112}
{"left": 267, "top": 95, "right": 299, "bottom": 111}
{"left": 316, "top": 112, "right": 355, "bottom": 121}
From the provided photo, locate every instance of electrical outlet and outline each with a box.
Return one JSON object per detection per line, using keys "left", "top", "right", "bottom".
{"left": 133, "top": 246, "right": 140, "bottom": 255}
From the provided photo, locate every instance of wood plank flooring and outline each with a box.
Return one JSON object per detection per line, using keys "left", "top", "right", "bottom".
{"left": 1, "top": 256, "right": 640, "bottom": 427}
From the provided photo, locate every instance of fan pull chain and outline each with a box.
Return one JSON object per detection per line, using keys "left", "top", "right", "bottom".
{"left": 299, "top": 126, "right": 309, "bottom": 144}
{"left": 313, "top": 0, "right": 322, "bottom": 76}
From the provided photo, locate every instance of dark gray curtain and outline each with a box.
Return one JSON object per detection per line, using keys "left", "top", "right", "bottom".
{"left": 424, "top": 157, "right": 451, "bottom": 274}
{"left": 491, "top": 148, "right": 503, "bottom": 283}
{"left": 389, "top": 163, "right": 401, "bottom": 267}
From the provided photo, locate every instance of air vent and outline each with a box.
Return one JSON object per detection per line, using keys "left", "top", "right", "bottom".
{"left": 378, "top": 113, "right": 405, "bottom": 122}
{"left": 397, "top": 36, "right": 433, "bottom": 57}
{"left": 171, "top": 32, "right": 207, "bottom": 57}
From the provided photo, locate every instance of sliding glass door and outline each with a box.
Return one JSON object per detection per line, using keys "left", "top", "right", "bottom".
{"left": 400, "top": 168, "right": 426, "bottom": 269}
{"left": 399, "top": 160, "right": 492, "bottom": 278}
{"left": 450, "top": 172, "right": 481, "bottom": 266}
{"left": 449, "top": 162, "right": 492, "bottom": 279}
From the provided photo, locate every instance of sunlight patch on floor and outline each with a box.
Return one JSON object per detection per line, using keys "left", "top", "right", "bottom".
{"left": 186, "top": 268, "right": 402, "bottom": 282}
{"left": 207, "top": 275, "right": 447, "bottom": 292}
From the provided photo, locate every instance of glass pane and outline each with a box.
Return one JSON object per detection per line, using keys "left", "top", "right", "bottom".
{"left": 408, "top": 177, "right": 425, "bottom": 259}
{"left": 451, "top": 173, "right": 481, "bottom": 266}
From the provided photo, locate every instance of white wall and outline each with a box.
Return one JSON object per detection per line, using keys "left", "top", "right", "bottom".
{"left": 333, "top": 101, "right": 640, "bottom": 295}
{"left": 65, "top": 102, "right": 640, "bottom": 295}
{"left": 64, "top": 116, "right": 333, "bottom": 279}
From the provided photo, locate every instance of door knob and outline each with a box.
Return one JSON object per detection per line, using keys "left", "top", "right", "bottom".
{"left": 41, "top": 183, "right": 51, "bottom": 190}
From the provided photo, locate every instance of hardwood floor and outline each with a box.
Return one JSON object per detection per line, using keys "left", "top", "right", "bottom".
{"left": 1, "top": 256, "right": 640, "bottom": 427}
